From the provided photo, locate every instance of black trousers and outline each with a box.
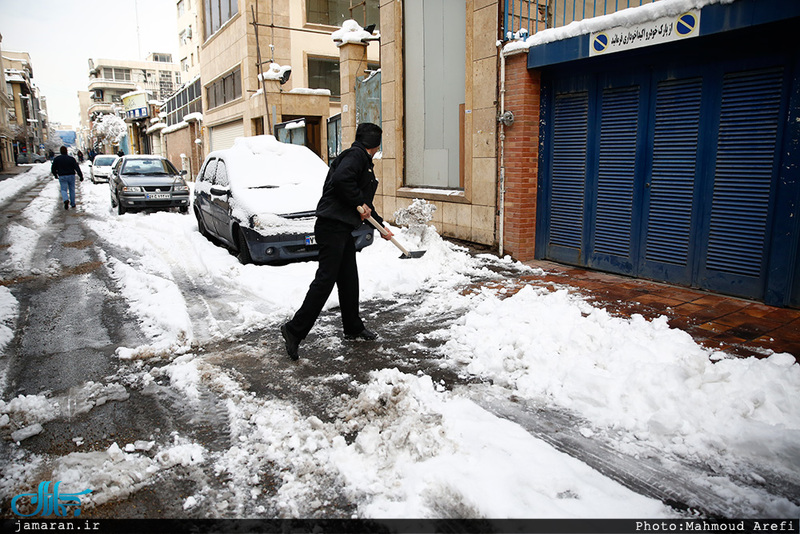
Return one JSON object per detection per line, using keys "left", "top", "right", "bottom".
{"left": 286, "top": 218, "right": 364, "bottom": 340}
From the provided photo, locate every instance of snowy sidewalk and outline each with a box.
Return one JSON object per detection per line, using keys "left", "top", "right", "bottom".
{"left": 515, "top": 260, "right": 800, "bottom": 363}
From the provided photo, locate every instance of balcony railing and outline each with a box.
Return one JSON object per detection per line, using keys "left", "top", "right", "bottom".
{"left": 503, "top": 0, "right": 658, "bottom": 40}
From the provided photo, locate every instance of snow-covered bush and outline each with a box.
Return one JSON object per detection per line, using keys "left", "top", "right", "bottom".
{"left": 93, "top": 114, "right": 127, "bottom": 146}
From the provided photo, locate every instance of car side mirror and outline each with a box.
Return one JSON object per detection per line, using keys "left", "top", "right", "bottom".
{"left": 210, "top": 186, "right": 230, "bottom": 196}
{"left": 180, "top": 170, "right": 187, "bottom": 176}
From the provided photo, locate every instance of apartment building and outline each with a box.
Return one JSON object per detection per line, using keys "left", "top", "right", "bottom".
{"left": 203, "top": 0, "right": 378, "bottom": 153}
{"left": 0, "top": 33, "right": 15, "bottom": 170}
{"left": 159, "top": 0, "right": 380, "bottom": 177}
{"left": 177, "top": 0, "right": 202, "bottom": 82}
{"left": 84, "top": 53, "right": 181, "bottom": 154}
{"left": 3, "top": 50, "right": 46, "bottom": 161}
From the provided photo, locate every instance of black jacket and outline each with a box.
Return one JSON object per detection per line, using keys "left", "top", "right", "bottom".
{"left": 51, "top": 154, "right": 83, "bottom": 179}
{"left": 315, "top": 141, "right": 382, "bottom": 229}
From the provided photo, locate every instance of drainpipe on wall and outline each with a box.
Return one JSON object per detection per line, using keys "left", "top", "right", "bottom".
{"left": 497, "top": 44, "right": 526, "bottom": 257}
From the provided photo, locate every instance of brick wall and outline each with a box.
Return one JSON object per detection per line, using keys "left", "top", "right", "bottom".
{"left": 499, "top": 52, "right": 541, "bottom": 262}
{"left": 163, "top": 124, "right": 204, "bottom": 180}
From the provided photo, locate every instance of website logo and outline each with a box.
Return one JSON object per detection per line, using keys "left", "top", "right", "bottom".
{"left": 11, "top": 481, "right": 92, "bottom": 517}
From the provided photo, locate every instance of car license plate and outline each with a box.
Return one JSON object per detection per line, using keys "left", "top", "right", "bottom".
{"left": 305, "top": 235, "right": 316, "bottom": 245}
{"left": 146, "top": 193, "right": 171, "bottom": 199}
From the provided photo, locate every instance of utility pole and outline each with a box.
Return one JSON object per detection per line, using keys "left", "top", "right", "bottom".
{"left": 252, "top": 1, "right": 273, "bottom": 133}
{"left": 135, "top": 0, "right": 142, "bottom": 59}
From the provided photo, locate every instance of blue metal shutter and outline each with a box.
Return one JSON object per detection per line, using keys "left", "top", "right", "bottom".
{"left": 705, "top": 67, "right": 783, "bottom": 278}
{"left": 549, "top": 91, "right": 588, "bottom": 251}
{"left": 593, "top": 86, "right": 640, "bottom": 261}
{"left": 642, "top": 77, "right": 703, "bottom": 280}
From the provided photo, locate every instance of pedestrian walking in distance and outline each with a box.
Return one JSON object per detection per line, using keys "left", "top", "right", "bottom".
{"left": 51, "top": 146, "right": 83, "bottom": 210}
{"left": 281, "top": 122, "right": 394, "bottom": 361}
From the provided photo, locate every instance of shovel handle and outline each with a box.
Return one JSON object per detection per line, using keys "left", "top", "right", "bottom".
{"left": 357, "top": 206, "right": 412, "bottom": 257}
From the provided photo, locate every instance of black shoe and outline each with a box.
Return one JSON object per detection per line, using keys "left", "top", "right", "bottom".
{"left": 281, "top": 323, "right": 300, "bottom": 361}
{"left": 64, "top": 200, "right": 69, "bottom": 210}
{"left": 345, "top": 328, "right": 378, "bottom": 341}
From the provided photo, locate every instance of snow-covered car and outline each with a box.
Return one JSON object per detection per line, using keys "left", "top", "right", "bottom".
{"left": 16, "top": 153, "right": 46, "bottom": 164}
{"left": 90, "top": 154, "right": 118, "bottom": 183}
{"left": 193, "top": 135, "right": 374, "bottom": 264}
{"left": 109, "top": 155, "right": 190, "bottom": 215}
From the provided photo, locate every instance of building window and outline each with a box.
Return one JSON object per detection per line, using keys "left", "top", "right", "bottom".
{"left": 158, "top": 71, "right": 176, "bottom": 100}
{"left": 308, "top": 57, "right": 340, "bottom": 102}
{"left": 306, "top": 0, "right": 379, "bottom": 29}
{"left": 204, "top": 0, "right": 239, "bottom": 39}
{"left": 103, "top": 68, "right": 131, "bottom": 81}
{"left": 164, "top": 77, "right": 202, "bottom": 126}
{"left": 206, "top": 68, "right": 241, "bottom": 110}
{"left": 177, "top": 0, "right": 185, "bottom": 17}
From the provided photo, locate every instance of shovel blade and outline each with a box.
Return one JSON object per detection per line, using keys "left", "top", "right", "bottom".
{"left": 400, "top": 250, "right": 426, "bottom": 259}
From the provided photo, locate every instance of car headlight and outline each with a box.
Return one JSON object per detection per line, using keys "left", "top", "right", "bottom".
{"left": 123, "top": 186, "right": 143, "bottom": 192}
{"left": 173, "top": 184, "right": 189, "bottom": 191}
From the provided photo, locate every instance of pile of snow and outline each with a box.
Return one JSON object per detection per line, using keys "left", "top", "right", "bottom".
{"left": 0, "top": 166, "right": 41, "bottom": 205}
{"left": 432, "top": 285, "right": 800, "bottom": 481}
{"left": 0, "top": 166, "right": 59, "bottom": 276}
{"left": 0, "top": 382, "right": 129, "bottom": 440}
{"left": 259, "top": 63, "right": 291, "bottom": 82}
{"left": 50, "top": 437, "right": 206, "bottom": 509}
{"left": 332, "top": 19, "right": 380, "bottom": 45}
{"left": 0, "top": 286, "right": 18, "bottom": 357}
{"left": 329, "top": 368, "right": 672, "bottom": 518}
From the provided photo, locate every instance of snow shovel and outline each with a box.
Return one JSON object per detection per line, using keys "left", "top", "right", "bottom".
{"left": 357, "top": 206, "right": 426, "bottom": 259}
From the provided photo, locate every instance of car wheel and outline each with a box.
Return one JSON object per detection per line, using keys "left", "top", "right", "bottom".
{"left": 195, "top": 209, "right": 210, "bottom": 237}
{"left": 110, "top": 190, "right": 117, "bottom": 207}
{"left": 236, "top": 227, "right": 253, "bottom": 264}
{"left": 117, "top": 195, "right": 126, "bottom": 215}
{"left": 179, "top": 206, "right": 189, "bottom": 214}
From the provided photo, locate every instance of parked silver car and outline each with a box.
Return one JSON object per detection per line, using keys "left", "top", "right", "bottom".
{"left": 16, "top": 153, "right": 46, "bottom": 164}
{"left": 90, "top": 155, "right": 118, "bottom": 183}
{"left": 109, "top": 155, "right": 190, "bottom": 215}
{"left": 193, "top": 135, "right": 374, "bottom": 264}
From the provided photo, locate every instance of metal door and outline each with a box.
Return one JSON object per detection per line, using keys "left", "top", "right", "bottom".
{"left": 540, "top": 56, "right": 794, "bottom": 303}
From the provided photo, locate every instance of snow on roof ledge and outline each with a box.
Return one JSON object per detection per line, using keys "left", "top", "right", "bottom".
{"left": 288, "top": 88, "right": 331, "bottom": 96}
{"left": 503, "top": 0, "right": 734, "bottom": 55}
{"left": 120, "top": 89, "right": 149, "bottom": 99}
{"left": 332, "top": 19, "right": 380, "bottom": 45}
{"left": 260, "top": 63, "right": 291, "bottom": 82}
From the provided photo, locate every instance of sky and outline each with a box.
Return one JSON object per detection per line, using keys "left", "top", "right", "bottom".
{"left": 1, "top": 0, "right": 179, "bottom": 128}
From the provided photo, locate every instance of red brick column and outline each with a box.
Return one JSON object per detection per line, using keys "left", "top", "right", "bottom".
{"left": 499, "top": 52, "right": 541, "bottom": 262}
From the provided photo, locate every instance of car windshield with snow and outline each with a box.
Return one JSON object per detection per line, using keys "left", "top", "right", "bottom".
{"left": 193, "top": 135, "right": 374, "bottom": 264}
{"left": 109, "top": 155, "right": 190, "bottom": 215}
